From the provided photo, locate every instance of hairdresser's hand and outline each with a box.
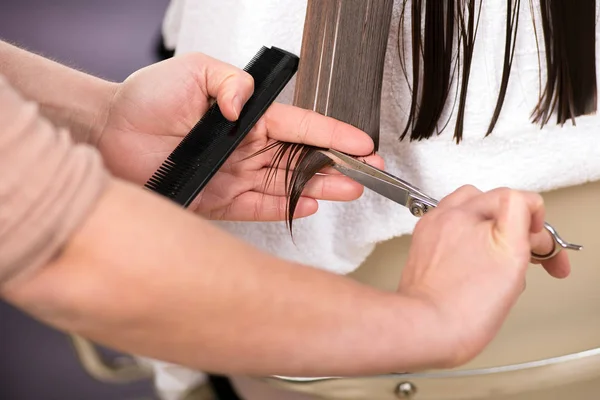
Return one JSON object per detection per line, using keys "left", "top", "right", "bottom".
{"left": 97, "top": 53, "right": 382, "bottom": 221}
{"left": 399, "top": 185, "right": 571, "bottom": 369}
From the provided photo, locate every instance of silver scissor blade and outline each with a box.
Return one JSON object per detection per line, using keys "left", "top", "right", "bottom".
{"left": 332, "top": 164, "right": 411, "bottom": 207}
{"left": 320, "top": 148, "right": 439, "bottom": 205}
{"left": 320, "top": 151, "right": 582, "bottom": 261}
{"left": 322, "top": 149, "right": 402, "bottom": 185}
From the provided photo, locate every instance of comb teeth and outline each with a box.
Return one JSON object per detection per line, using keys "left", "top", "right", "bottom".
{"left": 144, "top": 46, "right": 300, "bottom": 207}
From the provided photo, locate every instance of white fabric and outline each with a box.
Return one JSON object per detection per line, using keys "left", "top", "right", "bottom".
{"left": 161, "top": 0, "right": 186, "bottom": 50}
{"left": 149, "top": 1, "right": 600, "bottom": 399}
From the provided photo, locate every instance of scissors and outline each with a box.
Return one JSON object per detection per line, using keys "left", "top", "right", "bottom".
{"left": 318, "top": 148, "right": 583, "bottom": 261}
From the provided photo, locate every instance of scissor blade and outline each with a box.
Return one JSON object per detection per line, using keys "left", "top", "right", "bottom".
{"left": 320, "top": 149, "right": 438, "bottom": 204}
{"left": 332, "top": 164, "right": 411, "bottom": 207}
{"left": 322, "top": 149, "right": 401, "bottom": 185}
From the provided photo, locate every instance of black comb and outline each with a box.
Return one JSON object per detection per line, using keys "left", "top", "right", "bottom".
{"left": 145, "top": 46, "right": 300, "bottom": 207}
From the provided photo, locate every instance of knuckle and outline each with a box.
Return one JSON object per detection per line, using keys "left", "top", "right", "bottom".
{"left": 495, "top": 187, "right": 524, "bottom": 208}
{"left": 457, "top": 184, "right": 478, "bottom": 193}
{"left": 278, "top": 198, "right": 287, "bottom": 218}
{"left": 221, "top": 72, "right": 239, "bottom": 88}
{"left": 212, "top": 65, "right": 253, "bottom": 97}
{"left": 531, "top": 192, "right": 544, "bottom": 207}
{"left": 414, "top": 208, "right": 462, "bottom": 236}
{"left": 240, "top": 71, "right": 255, "bottom": 91}
{"left": 493, "top": 186, "right": 512, "bottom": 197}
{"left": 328, "top": 119, "right": 343, "bottom": 149}
{"left": 438, "top": 184, "right": 480, "bottom": 208}
{"left": 436, "top": 196, "right": 452, "bottom": 209}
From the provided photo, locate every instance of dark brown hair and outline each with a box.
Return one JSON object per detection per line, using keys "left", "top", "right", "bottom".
{"left": 531, "top": 0, "right": 597, "bottom": 127}
{"left": 256, "top": 0, "right": 598, "bottom": 231}
{"left": 257, "top": 0, "right": 394, "bottom": 231}
{"left": 400, "top": 0, "right": 517, "bottom": 142}
{"left": 487, "top": 0, "right": 521, "bottom": 135}
{"left": 400, "top": 0, "right": 464, "bottom": 142}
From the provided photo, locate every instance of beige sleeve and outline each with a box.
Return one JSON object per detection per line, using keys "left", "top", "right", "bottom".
{"left": 0, "top": 75, "right": 109, "bottom": 286}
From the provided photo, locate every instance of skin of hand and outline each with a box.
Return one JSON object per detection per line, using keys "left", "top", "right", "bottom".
{"left": 398, "top": 185, "right": 571, "bottom": 369}
{"left": 97, "top": 52, "right": 383, "bottom": 221}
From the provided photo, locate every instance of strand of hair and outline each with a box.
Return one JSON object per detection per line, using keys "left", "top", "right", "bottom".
{"left": 486, "top": 0, "right": 520, "bottom": 135}
{"left": 453, "top": 0, "right": 483, "bottom": 143}
{"left": 400, "top": 1, "right": 461, "bottom": 141}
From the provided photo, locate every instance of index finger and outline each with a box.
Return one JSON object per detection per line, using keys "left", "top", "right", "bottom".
{"left": 263, "top": 103, "right": 375, "bottom": 156}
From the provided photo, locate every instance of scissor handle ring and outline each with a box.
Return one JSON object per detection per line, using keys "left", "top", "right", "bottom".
{"left": 530, "top": 223, "right": 583, "bottom": 261}
{"left": 530, "top": 242, "right": 561, "bottom": 261}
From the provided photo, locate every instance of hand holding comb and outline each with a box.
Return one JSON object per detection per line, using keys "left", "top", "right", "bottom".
{"left": 144, "top": 46, "right": 299, "bottom": 207}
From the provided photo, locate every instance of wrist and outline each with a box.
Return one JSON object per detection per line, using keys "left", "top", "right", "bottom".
{"left": 0, "top": 40, "right": 118, "bottom": 146}
{"left": 52, "top": 75, "right": 118, "bottom": 146}
{"left": 382, "top": 291, "right": 461, "bottom": 372}
{"left": 85, "top": 79, "right": 118, "bottom": 147}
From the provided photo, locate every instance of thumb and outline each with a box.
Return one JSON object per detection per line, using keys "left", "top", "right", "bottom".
{"left": 187, "top": 53, "right": 255, "bottom": 121}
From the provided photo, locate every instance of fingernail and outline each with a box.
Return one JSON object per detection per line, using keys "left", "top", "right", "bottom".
{"left": 232, "top": 95, "right": 242, "bottom": 119}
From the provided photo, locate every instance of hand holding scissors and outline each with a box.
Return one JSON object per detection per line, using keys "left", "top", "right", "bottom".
{"left": 319, "top": 149, "right": 583, "bottom": 262}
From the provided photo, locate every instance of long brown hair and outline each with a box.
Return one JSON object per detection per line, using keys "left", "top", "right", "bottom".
{"left": 257, "top": 0, "right": 394, "bottom": 231}
{"left": 531, "top": 0, "right": 597, "bottom": 127}
{"left": 257, "top": 0, "right": 598, "bottom": 231}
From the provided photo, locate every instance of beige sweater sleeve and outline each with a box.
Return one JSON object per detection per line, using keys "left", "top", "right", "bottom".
{"left": 0, "top": 75, "right": 109, "bottom": 286}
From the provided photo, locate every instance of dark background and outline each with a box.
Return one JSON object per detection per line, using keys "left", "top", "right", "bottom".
{"left": 0, "top": 1, "right": 172, "bottom": 399}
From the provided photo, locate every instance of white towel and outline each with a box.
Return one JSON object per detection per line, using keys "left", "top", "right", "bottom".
{"left": 168, "top": 0, "right": 600, "bottom": 275}
{"left": 149, "top": 1, "right": 600, "bottom": 399}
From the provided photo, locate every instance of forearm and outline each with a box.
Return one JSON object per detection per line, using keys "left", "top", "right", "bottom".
{"left": 0, "top": 40, "right": 116, "bottom": 144}
{"left": 2, "top": 178, "right": 444, "bottom": 377}
{"left": 0, "top": 75, "right": 109, "bottom": 287}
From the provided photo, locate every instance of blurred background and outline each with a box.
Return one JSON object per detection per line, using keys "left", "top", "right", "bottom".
{"left": 0, "top": 1, "right": 172, "bottom": 398}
